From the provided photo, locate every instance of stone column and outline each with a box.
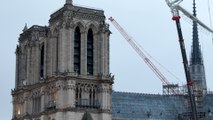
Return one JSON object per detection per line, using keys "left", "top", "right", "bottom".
{"left": 40, "top": 115, "right": 48, "bottom": 120}
{"left": 97, "top": 32, "right": 102, "bottom": 75}
{"left": 99, "top": 32, "right": 104, "bottom": 75}
{"left": 23, "top": 92, "right": 29, "bottom": 115}
{"left": 51, "top": 35, "right": 58, "bottom": 76}
{"left": 81, "top": 30, "right": 87, "bottom": 75}
{"left": 31, "top": 46, "right": 35, "bottom": 84}
{"left": 58, "top": 28, "right": 66, "bottom": 73}
{"left": 63, "top": 29, "right": 69, "bottom": 72}
{"left": 34, "top": 42, "right": 40, "bottom": 82}
{"left": 15, "top": 50, "right": 19, "bottom": 88}
{"left": 56, "top": 80, "right": 64, "bottom": 108}
{"left": 99, "top": 83, "right": 112, "bottom": 120}
{"left": 99, "top": 83, "right": 112, "bottom": 110}
{"left": 46, "top": 38, "right": 51, "bottom": 77}
{"left": 66, "top": 80, "right": 76, "bottom": 107}
{"left": 104, "top": 31, "right": 110, "bottom": 75}
{"left": 56, "top": 112, "right": 63, "bottom": 120}
{"left": 99, "top": 84, "right": 106, "bottom": 109}
{"left": 26, "top": 47, "right": 31, "bottom": 84}
{"left": 12, "top": 97, "right": 16, "bottom": 118}
{"left": 100, "top": 113, "right": 112, "bottom": 120}
{"left": 93, "top": 33, "right": 99, "bottom": 76}
{"left": 40, "top": 87, "right": 46, "bottom": 112}
{"left": 69, "top": 28, "right": 74, "bottom": 73}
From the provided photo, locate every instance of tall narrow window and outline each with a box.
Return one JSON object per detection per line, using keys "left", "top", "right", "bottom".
{"left": 89, "top": 89, "right": 92, "bottom": 105}
{"left": 32, "top": 96, "right": 41, "bottom": 114}
{"left": 40, "top": 45, "right": 44, "bottom": 78}
{"left": 93, "top": 88, "right": 96, "bottom": 106}
{"left": 87, "top": 29, "right": 94, "bottom": 75}
{"left": 76, "top": 86, "right": 82, "bottom": 107}
{"left": 74, "top": 27, "right": 81, "bottom": 74}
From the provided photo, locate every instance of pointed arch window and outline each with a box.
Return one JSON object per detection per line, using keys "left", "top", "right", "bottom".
{"left": 87, "top": 29, "right": 94, "bottom": 75}
{"left": 40, "top": 45, "right": 44, "bottom": 78}
{"left": 74, "top": 27, "right": 81, "bottom": 74}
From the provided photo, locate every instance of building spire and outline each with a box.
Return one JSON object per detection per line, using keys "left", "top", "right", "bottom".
{"left": 66, "top": 0, "right": 73, "bottom": 5}
{"left": 22, "top": 23, "right": 28, "bottom": 32}
{"left": 190, "top": 0, "right": 203, "bottom": 65}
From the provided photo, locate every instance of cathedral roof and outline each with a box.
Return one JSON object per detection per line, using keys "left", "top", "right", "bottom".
{"left": 112, "top": 91, "right": 213, "bottom": 120}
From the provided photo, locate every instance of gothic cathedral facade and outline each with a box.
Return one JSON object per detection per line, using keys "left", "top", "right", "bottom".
{"left": 12, "top": 1, "right": 113, "bottom": 120}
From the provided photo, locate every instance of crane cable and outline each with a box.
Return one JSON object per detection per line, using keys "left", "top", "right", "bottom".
{"left": 132, "top": 38, "right": 181, "bottom": 82}
{"left": 207, "top": 0, "right": 213, "bottom": 44}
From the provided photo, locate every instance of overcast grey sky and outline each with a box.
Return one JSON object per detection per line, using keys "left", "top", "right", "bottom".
{"left": 1, "top": 0, "right": 213, "bottom": 119}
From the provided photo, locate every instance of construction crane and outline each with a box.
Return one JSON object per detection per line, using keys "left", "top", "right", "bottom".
{"left": 108, "top": 17, "right": 174, "bottom": 88}
{"left": 166, "top": 0, "right": 213, "bottom": 34}
{"left": 165, "top": 0, "right": 213, "bottom": 119}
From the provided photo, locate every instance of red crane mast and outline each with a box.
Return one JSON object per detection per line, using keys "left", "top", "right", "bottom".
{"left": 109, "top": 17, "right": 170, "bottom": 85}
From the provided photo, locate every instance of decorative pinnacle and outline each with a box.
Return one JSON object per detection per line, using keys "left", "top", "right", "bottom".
{"left": 66, "top": 0, "right": 73, "bottom": 5}
{"left": 193, "top": 0, "right": 197, "bottom": 16}
{"left": 22, "top": 23, "right": 28, "bottom": 32}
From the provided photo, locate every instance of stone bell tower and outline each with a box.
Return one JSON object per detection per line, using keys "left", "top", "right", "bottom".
{"left": 11, "top": 0, "right": 113, "bottom": 120}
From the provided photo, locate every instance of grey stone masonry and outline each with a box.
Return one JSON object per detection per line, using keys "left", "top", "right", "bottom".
{"left": 12, "top": 2, "right": 113, "bottom": 120}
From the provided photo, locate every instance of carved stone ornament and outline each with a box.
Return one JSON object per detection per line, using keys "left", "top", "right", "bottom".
{"left": 15, "top": 45, "right": 21, "bottom": 55}
{"left": 63, "top": 11, "right": 74, "bottom": 29}
{"left": 32, "top": 89, "right": 41, "bottom": 97}
{"left": 40, "top": 87, "right": 45, "bottom": 95}
{"left": 99, "top": 22, "right": 110, "bottom": 33}
{"left": 56, "top": 80, "right": 64, "bottom": 90}
{"left": 26, "top": 39, "right": 37, "bottom": 48}
{"left": 50, "top": 25, "right": 59, "bottom": 38}
{"left": 75, "top": 13, "right": 104, "bottom": 22}
{"left": 46, "top": 83, "right": 57, "bottom": 94}
{"left": 76, "top": 82, "right": 98, "bottom": 93}
{"left": 31, "top": 31, "right": 39, "bottom": 41}
{"left": 15, "top": 94, "right": 24, "bottom": 103}
{"left": 64, "top": 80, "right": 76, "bottom": 90}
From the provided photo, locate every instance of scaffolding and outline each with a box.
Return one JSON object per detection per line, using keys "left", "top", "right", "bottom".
{"left": 163, "top": 84, "right": 187, "bottom": 95}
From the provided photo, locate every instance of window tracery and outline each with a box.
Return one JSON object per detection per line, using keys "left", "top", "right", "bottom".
{"left": 75, "top": 83, "right": 99, "bottom": 108}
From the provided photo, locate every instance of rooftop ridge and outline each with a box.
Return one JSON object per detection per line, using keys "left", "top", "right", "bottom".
{"left": 113, "top": 91, "right": 187, "bottom": 97}
{"left": 207, "top": 91, "right": 213, "bottom": 95}
{"left": 74, "top": 3, "right": 103, "bottom": 11}
{"left": 113, "top": 91, "right": 162, "bottom": 96}
{"left": 21, "top": 25, "right": 48, "bottom": 34}
{"left": 51, "top": 3, "right": 103, "bottom": 16}
{"left": 50, "top": 4, "right": 104, "bottom": 22}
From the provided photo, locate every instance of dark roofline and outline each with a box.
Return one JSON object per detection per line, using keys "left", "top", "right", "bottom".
{"left": 113, "top": 91, "right": 186, "bottom": 97}
{"left": 19, "top": 25, "right": 49, "bottom": 41}
{"left": 49, "top": 4, "right": 104, "bottom": 23}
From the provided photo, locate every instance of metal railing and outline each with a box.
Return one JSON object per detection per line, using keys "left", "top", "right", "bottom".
{"left": 76, "top": 99, "right": 100, "bottom": 109}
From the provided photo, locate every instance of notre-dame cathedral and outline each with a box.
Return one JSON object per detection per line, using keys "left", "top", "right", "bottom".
{"left": 12, "top": 0, "right": 113, "bottom": 119}
{"left": 12, "top": 0, "right": 213, "bottom": 120}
